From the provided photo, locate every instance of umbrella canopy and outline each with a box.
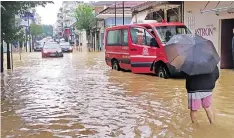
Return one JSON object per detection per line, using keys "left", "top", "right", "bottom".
{"left": 164, "top": 34, "right": 220, "bottom": 75}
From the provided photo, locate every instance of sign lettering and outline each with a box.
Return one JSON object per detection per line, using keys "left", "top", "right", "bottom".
{"left": 195, "top": 28, "right": 213, "bottom": 36}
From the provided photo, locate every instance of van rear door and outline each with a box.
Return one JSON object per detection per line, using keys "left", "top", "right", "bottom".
{"left": 129, "top": 26, "right": 158, "bottom": 73}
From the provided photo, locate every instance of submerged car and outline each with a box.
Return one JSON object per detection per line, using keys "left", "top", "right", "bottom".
{"left": 60, "top": 42, "right": 73, "bottom": 52}
{"left": 41, "top": 43, "right": 63, "bottom": 58}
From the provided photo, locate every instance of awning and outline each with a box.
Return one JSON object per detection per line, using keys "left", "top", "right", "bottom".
{"left": 200, "top": 1, "right": 234, "bottom": 14}
{"left": 131, "top": 10, "right": 148, "bottom": 24}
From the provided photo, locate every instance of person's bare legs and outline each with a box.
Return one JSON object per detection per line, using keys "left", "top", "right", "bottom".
{"left": 204, "top": 106, "right": 214, "bottom": 124}
{"left": 190, "top": 110, "right": 198, "bottom": 123}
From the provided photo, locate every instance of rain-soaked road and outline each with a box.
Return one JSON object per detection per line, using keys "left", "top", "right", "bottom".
{"left": 1, "top": 52, "right": 234, "bottom": 138}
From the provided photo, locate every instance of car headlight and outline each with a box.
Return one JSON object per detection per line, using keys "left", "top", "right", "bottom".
{"left": 69, "top": 47, "right": 72, "bottom": 50}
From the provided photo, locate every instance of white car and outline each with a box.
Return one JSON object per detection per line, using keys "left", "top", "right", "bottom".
{"left": 60, "top": 42, "right": 73, "bottom": 52}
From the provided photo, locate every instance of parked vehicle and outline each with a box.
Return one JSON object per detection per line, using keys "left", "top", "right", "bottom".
{"left": 104, "top": 20, "right": 191, "bottom": 78}
{"left": 41, "top": 42, "right": 63, "bottom": 58}
{"left": 34, "top": 41, "right": 43, "bottom": 51}
{"left": 60, "top": 42, "right": 73, "bottom": 52}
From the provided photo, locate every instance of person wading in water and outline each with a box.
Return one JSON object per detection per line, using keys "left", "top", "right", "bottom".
{"left": 184, "top": 66, "right": 219, "bottom": 124}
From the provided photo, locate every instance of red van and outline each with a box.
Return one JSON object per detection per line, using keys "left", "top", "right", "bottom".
{"left": 104, "top": 21, "right": 191, "bottom": 78}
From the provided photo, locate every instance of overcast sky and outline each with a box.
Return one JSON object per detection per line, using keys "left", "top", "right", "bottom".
{"left": 36, "top": 1, "right": 62, "bottom": 25}
{"left": 36, "top": 1, "right": 93, "bottom": 25}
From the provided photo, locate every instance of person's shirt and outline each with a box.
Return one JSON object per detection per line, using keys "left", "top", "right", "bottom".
{"left": 184, "top": 66, "right": 219, "bottom": 92}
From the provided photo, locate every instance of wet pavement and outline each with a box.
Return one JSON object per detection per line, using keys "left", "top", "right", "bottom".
{"left": 1, "top": 52, "right": 234, "bottom": 138}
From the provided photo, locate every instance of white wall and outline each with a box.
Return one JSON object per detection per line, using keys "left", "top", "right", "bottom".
{"left": 184, "top": 1, "right": 234, "bottom": 58}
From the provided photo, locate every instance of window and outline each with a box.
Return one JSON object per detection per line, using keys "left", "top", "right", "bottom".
{"left": 155, "top": 26, "right": 191, "bottom": 44}
{"left": 130, "top": 27, "right": 146, "bottom": 45}
{"left": 122, "top": 29, "right": 128, "bottom": 46}
{"left": 130, "top": 27, "right": 154, "bottom": 46}
{"left": 107, "top": 30, "right": 121, "bottom": 46}
{"left": 145, "top": 31, "right": 154, "bottom": 46}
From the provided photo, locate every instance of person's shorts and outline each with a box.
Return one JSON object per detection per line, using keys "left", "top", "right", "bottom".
{"left": 188, "top": 92, "right": 212, "bottom": 111}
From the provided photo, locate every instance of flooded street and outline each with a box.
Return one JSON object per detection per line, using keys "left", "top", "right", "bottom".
{"left": 1, "top": 52, "right": 234, "bottom": 138}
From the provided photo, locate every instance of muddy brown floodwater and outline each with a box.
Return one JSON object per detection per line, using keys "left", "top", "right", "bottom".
{"left": 1, "top": 52, "right": 234, "bottom": 138}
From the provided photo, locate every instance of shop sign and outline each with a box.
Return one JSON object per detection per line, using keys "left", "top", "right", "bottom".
{"left": 195, "top": 24, "right": 215, "bottom": 37}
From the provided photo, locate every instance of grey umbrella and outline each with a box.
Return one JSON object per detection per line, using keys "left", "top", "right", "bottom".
{"left": 164, "top": 34, "right": 220, "bottom": 75}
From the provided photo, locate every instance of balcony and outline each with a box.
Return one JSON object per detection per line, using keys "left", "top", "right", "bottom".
{"left": 64, "top": 8, "right": 71, "bottom": 14}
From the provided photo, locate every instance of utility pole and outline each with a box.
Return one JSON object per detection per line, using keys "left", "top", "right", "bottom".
{"left": 6, "top": 43, "right": 11, "bottom": 69}
{"left": 1, "top": 41, "right": 4, "bottom": 72}
{"left": 122, "top": 1, "right": 124, "bottom": 25}
{"left": 25, "top": 27, "right": 28, "bottom": 52}
{"left": 115, "top": 2, "right": 116, "bottom": 26}
{"left": 28, "top": 16, "right": 32, "bottom": 52}
{"left": 11, "top": 44, "right": 13, "bottom": 70}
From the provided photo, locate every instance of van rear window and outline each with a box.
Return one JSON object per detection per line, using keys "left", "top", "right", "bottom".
{"left": 107, "top": 30, "right": 121, "bottom": 46}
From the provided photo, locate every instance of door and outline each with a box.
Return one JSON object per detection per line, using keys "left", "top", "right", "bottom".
{"left": 119, "top": 29, "right": 131, "bottom": 70}
{"left": 221, "top": 19, "right": 234, "bottom": 69}
{"left": 129, "top": 26, "right": 159, "bottom": 73}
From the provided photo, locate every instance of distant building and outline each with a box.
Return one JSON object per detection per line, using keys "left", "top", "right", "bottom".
{"left": 54, "top": 1, "right": 83, "bottom": 42}
{"left": 90, "top": 1, "right": 142, "bottom": 51}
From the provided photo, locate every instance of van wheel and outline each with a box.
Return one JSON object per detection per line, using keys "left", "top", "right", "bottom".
{"left": 112, "top": 60, "right": 120, "bottom": 71}
{"left": 157, "top": 66, "right": 169, "bottom": 79}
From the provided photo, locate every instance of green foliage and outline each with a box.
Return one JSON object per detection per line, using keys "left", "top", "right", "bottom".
{"left": 1, "top": 1, "right": 53, "bottom": 43}
{"left": 42, "top": 25, "right": 53, "bottom": 36}
{"left": 30, "top": 23, "right": 43, "bottom": 36}
{"left": 74, "top": 4, "right": 96, "bottom": 32}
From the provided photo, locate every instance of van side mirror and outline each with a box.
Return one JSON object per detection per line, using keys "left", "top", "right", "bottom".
{"left": 150, "top": 38, "right": 159, "bottom": 47}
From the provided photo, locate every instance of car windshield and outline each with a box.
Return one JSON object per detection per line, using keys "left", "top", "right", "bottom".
{"left": 44, "top": 44, "right": 60, "bottom": 49}
{"left": 154, "top": 26, "right": 191, "bottom": 44}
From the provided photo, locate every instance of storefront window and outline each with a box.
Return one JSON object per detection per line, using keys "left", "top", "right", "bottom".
{"left": 155, "top": 26, "right": 191, "bottom": 44}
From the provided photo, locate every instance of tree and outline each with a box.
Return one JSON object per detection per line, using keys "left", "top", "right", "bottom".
{"left": 42, "top": 25, "right": 53, "bottom": 37}
{"left": 1, "top": 1, "right": 53, "bottom": 72}
{"left": 30, "top": 23, "right": 43, "bottom": 49}
{"left": 30, "top": 23, "right": 43, "bottom": 37}
{"left": 74, "top": 4, "right": 96, "bottom": 49}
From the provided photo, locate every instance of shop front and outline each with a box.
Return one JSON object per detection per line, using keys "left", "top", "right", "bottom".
{"left": 184, "top": 1, "right": 234, "bottom": 69}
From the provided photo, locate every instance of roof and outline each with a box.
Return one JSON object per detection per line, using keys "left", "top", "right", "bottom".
{"left": 89, "top": 1, "right": 115, "bottom": 6}
{"left": 98, "top": 1, "right": 145, "bottom": 14}
{"left": 131, "top": 1, "right": 168, "bottom": 12}
{"left": 131, "top": 1, "right": 182, "bottom": 13}
{"left": 108, "top": 1, "right": 145, "bottom": 8}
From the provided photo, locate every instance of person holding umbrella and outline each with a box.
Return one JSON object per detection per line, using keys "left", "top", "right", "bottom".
{"left": 164, "top": 34, "right": 220, "bottom": 124}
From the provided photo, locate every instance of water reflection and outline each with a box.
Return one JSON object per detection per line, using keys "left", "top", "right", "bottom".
{"left": 1, "top": 52, "right": 234, "bottom": 138}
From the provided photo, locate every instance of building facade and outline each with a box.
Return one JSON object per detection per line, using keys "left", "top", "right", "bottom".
{"left": 92, "top": 1, "right": 141, "bottom": 51}
{"left": 131, "top": 1, "right": 184, "bottom": 23}
{"left": 54, "top": 1, "right": 83, "bottom": 42}
{"left": 184, "top": 1, "right": 234, "bottom": 69}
